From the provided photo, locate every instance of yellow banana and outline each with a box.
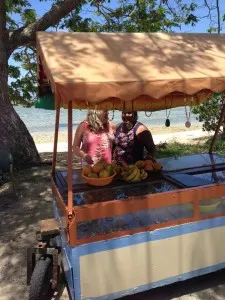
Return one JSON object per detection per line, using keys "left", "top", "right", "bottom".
{"left": 142, "top": 172, "right": 148, "bottom": 180}
{"left": 124, "top": 167, "right": 139, "bottom": 182}
{"left": 140, "top": 169, "right": 148, "bottom": 180}
{"left": 131, "top": 169, "right": 141, "bottom": 182}
{"left": 122, "top": 165, "right": 136, "bottom": 178}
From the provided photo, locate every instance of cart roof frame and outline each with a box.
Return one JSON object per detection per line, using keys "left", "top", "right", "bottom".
{"left": 37, "top": 31, "right": 225, "bottom": 110}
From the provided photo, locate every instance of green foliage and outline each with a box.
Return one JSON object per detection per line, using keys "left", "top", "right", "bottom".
{"left": 157, "top": 140, "right": 225, "bottom": 159}
{"left": 192, "top": 94, "right": 224, "bottom": 133}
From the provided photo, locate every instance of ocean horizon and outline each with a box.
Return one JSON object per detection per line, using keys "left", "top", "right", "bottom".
{"left": 14, "top": 105, "right": 201, "bottom": 134}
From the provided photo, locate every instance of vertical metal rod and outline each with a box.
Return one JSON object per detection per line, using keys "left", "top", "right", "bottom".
{"left": 52, "top": 97, "right": 60, "bottom": 174}
{"left": 209, "top": 100, "right": 225, "bottom": 153}
{"left": 67, "top": 101, "right": 73, "bottom": 214}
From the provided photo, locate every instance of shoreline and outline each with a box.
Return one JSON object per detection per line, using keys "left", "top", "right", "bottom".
{"left": 32, "top": 125, "right": 213, "bottom": 153}
{"left": 31, "top": 124, "right": 203, "bottom": 145}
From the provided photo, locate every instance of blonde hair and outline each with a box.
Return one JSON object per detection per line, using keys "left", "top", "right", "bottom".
{"left": 87, "top": 110, "right": 108, "bottom": 133}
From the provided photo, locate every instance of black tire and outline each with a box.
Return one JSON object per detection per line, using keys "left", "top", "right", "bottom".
{"left": 29, "top": 256, "right": 53, "bottom": 300}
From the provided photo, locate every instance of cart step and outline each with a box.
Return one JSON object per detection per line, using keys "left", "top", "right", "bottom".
{"left": 40, "top": 218, "right": 59, "bottom": 237}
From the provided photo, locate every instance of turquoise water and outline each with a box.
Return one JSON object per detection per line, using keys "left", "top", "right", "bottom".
{"left": 14, "top": 106, "right": 200, "bottom": 133}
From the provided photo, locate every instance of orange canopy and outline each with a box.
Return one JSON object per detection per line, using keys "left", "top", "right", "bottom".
{"left": 36, "top": 31, "right": 225, "bottom": 111}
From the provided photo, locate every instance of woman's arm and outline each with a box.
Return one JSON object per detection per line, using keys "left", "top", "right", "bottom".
{"left": 136, "top": 125, "right": 156, "bottom": 159}
{"left": 73, "top": 122, "right": 93, "bottom": 164}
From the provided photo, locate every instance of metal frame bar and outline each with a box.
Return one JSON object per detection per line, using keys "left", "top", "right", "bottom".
{"left": 67, "top": 101, "right": 73, "bottom": 215}
{"left": 52, "top": 97, "right": 61, "bottom": 174}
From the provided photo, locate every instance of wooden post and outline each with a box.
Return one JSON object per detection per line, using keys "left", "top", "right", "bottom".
{"left": 67, "top": 101, "right": 73, "bottom": 214}
{"left": 52, "top": 97, "right": 60, "bottom": 174}
{"left": 209, "top": 98, "right": 225, "bottom": 153}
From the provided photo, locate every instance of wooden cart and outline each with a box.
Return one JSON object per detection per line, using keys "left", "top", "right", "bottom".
{"left": 27, "top": 31, "right": 225, "bottom": 300}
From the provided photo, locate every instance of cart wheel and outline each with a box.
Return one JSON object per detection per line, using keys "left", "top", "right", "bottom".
{"left": 29, "top": 256, "right": 53, "bottom": 300}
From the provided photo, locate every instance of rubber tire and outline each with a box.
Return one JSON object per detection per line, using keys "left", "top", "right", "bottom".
{"left": 29, "top": 256, "right": 53, "bottom": 300}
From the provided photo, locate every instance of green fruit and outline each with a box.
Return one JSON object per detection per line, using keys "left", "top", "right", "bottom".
{"left": 99, "top": 169, "right": 110, "bottom": 178}
{"left": 88, "top": 172, "right": 98, "bottom": 178}
{"left": 105, "top": 164, "right": 113, "bottom": 175}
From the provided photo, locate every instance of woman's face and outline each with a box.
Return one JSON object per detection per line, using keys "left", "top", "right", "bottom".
{"left": 122, "top": 112, "right": 136, "bottom": 130}
{"left": 99, "top": 110, "right": 109, "bottom": 125}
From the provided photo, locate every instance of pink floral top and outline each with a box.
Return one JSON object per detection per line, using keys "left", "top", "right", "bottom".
{"left": 81, "top": 121, "right": 114, "bottom": 166}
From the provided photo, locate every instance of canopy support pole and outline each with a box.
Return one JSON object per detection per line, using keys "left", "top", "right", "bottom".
{"left": 52, "top": 97, "right": 60, "bottom": 174}
{"left": 209, "top": 97, "right": 225, "bottom": 153}
{"left": 67, "top": 101, "right": 73, "bottom": 215}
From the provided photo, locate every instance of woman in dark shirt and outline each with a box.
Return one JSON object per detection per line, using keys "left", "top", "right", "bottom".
{"left": 113, "top": 111, "right": 156, "bottom": 164}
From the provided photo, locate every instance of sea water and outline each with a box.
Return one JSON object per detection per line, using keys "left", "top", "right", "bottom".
{"left": 14, "top": 105, "right": 201, "bottom": 134}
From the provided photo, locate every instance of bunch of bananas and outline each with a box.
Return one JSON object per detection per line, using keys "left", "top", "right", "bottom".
{"left": 121, "top": 165, "right": 148, "bottom": 183}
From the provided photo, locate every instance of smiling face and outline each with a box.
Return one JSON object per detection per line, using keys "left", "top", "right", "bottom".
{"left": 122, "top": 111, "right": 138, "bottom": 130}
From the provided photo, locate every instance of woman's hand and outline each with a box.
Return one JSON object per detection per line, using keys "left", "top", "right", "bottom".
{"left": 84, "top": 154, "right": 94, "bottom": 165}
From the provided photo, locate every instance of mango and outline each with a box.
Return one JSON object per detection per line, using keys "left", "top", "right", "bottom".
{"left": 105, "top": 164, "right": 113, "bottom": 175}
{"left": 88, "top": 172, "right": 98, "bottom": 178}
{"left": 135, "top": 160, "right": 145, "bottom": 169}
{"left": 153, "top": 162, "right": 162, "bottom": 171}
{"left": 99, "top": 169, "right": 110, "bottom": 178}
{"left": 83, "top": 165, "right": 92, "bottom": 176}
{"left": 92, "top": 162, "right": 105, "bottom": 174}
{"left": 144, "top": 162, "right": 154, "bottom": 171}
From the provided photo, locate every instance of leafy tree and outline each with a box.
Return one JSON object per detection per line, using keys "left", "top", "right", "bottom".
{"left": 193, "top": 94, "right": 225, "bottom": 135}
{"left": 1, "top": 0, "right": 85, "bottom": 165}
{"left": 192, "top": 0, "right": 225, "bottom": 135}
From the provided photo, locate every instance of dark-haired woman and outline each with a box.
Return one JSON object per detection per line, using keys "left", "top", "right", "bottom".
{"left": 113, "top": 111, "right": 156, "bottom": 164}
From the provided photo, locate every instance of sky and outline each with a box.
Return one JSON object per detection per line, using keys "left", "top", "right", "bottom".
{"left": 8, "top": 0, "right": 225, "bottom": 81}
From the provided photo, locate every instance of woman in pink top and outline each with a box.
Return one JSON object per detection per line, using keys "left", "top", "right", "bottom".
{"left": 73, "top": 110, "right": 115, "bottom": 165}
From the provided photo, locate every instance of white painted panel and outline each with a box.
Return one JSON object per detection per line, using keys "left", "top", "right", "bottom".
{"left": 80, "top": 226, "right": 225, "bottom": 298}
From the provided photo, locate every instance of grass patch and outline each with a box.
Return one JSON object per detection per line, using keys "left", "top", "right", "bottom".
{"left": 157, "top": 139, "right": 225, "bottom": 159}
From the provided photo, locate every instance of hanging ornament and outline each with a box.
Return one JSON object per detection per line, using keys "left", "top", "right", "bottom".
{"left": 185, "top": 120, "right": 191, "bottom": 128}
{"left": 184, "top": 97, "right": 193, "bottom": 128}
{"left": 165, "top": 97, "right": 172, "bottom": 127}
{"left": 145, "top": 101, "right": 152, "bottom": 118}
{"left": 165, "top": 118, "right": 171, "bottom": 127}
{"left": 109, "top": 109, "right": 115, "bottom": 121}
{"left": 109, "top": 101, "right": 115, "bottom": 121}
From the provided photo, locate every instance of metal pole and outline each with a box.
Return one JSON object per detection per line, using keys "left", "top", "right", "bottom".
{"left": 52, "top": 97, "right": 60, "bottom": 174}
{"left": 67, "top": 101, "right": 73, "bottom": 214}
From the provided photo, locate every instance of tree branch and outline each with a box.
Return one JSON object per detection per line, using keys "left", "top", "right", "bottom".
{"left": 216, "top": 0, "right": 220, "bottom": 33}
{"left": 0, "top": 1, "right": 8, "bottom": 50}
{"left": 7, "top": 0, "right": 83, "bottom": 55}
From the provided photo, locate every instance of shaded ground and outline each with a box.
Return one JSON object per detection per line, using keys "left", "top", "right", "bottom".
{"left": 1, "top": 152, "right": 225, "bottom": 300}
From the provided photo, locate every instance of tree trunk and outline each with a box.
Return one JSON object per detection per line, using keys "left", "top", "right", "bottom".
{"left": 0, "top": 1, "right": 39, "bottom": 166}
{"left": 0, "top": 69, "right": 40, "bottom": 167}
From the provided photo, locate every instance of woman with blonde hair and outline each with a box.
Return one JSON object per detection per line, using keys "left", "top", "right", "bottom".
{"left": 73, "top": 110, "right": 115, "bottom": 165}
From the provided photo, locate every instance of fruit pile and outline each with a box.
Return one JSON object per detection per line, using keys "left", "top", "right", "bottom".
{"left": 136, "top": 160, "right": 162, "bottom": 172}
{"left": 116, "top": 160, "right": 163, "bottom": 183}
{"left": 82, "top": 161, "right": 116, "bottom": 178}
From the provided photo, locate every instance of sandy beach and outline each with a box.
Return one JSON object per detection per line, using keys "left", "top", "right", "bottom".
{"left": 31, "top": 125, "right": 213, "bottom": 153}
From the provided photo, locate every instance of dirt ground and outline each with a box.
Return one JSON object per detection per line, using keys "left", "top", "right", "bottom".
{"left": 1, "top": 153, "right": 225, "bottom": 300}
